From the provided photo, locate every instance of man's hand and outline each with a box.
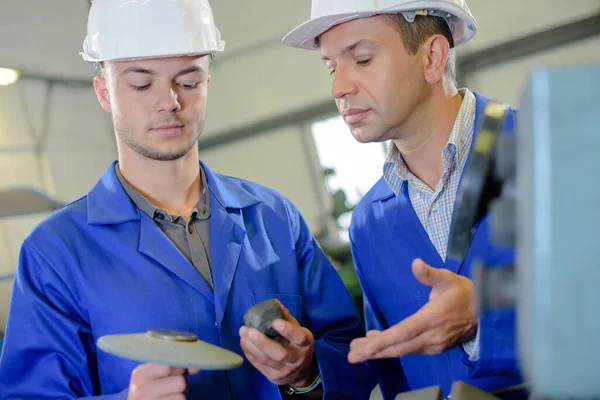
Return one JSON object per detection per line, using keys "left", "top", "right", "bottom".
{"left": 348, "top": 258, "right": 478, "bottom": 363}
{"left": 127, "top": 363, "right": 200, "bottom": 400}
{"left": 239, "top": 300, "right": 318, "bottom": 387}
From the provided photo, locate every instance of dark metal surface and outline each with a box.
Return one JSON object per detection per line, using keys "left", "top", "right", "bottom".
{"left": 447, "top": 102, "right": 509, "bottom": 260}
{"left": 243, "top": 299, "right": 284, "bottom": 339}
{"left": 147, "top": 329, "right": 198, "bottom": 343}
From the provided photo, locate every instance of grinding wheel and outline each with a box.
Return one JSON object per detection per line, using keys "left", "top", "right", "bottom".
{"left": 97, "top": 329, "right": 244, "bottom": 370}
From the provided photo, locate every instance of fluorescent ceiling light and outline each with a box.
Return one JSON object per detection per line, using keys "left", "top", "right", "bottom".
{"left": 0, "top": 68, "right": 20, "bottom": 86}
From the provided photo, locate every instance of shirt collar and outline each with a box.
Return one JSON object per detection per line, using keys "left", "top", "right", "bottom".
{"left": 115, "top": 163, "right": 211, "bottom": 222}
{"left": 383, "top": 88, "right": 476, "bottom": 194}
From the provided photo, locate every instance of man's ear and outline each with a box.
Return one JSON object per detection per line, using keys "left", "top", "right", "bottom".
{"left": 422, "top": 34, "right": 450, "bottom": 85}
{"left": 93, "top": 74, "right": 112, "bottom": 113}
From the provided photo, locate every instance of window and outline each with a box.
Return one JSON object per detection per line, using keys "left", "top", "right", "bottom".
{"left": 311, "top": 116, "right": 388, "bottom": 241}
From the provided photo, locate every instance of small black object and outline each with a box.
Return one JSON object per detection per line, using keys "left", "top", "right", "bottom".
{"left": 447, "top": 102, "right": 510, "bottom": 261}
{"left": 244, "top": 299, "right": 284, "bottom": 339}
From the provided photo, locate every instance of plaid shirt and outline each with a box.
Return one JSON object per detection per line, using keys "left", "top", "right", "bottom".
{"left": 382, "top": 88, "right": 479, "bottom": 360}
{"left": 383, "top": 89, "right": 475, "bottom": 261}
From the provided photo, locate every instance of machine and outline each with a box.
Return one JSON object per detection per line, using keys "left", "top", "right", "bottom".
{"left": 444, "top": 63, "right": 600, "bottom": 399}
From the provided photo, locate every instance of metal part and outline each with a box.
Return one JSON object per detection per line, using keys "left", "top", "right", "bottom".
{"left": 447, "top": 102, "right": 510, "bottom": 260}
{"left": 449, "top": 381, "right": 501, "bottom": 400}
{"left": 393, "top": 381, "right": 529, "bottom": 400}
{"left": 394, "top": 385, "right": 442, "bottom": 400}
{"left": 517, "top": 64, "right": 600, "bottom": 398}
{"left": 146, "top": 329, "right": 198, "bottom": 343}
{"left": 97, "top": 330, "right": 244, "bottom": 370}
{"left": 243, "top": 299, "right": 284, "bottom": 339}
{"left": 472, "top": 261, "right": 516, "bottom": 310}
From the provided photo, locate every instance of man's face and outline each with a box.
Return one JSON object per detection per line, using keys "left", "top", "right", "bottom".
{"left": 320, "top": 16, "right": 428, "bottom": 143}
{"left": 94, "top": 55, "right": 210, "bottom": 161}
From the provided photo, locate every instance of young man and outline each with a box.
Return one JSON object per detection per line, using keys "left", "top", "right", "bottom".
{"left": 0, "top": 1, "right": 375, "bottom": 398}
{"left": 283, "top": 0, "right": 522, "bottom": 398}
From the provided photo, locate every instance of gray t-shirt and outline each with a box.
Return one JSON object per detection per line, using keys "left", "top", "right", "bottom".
{"left": 115, "top": 163, "right": 213, "bottom": 290}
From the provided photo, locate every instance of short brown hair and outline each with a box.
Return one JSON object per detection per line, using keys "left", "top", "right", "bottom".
{"left": 382, "top": 14, "right": 456, "bottom": 86}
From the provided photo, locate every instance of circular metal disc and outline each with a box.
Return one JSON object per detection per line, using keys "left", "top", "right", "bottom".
{"left": 97, "top": 330, "right": 244, "bottom": 370}
{"left": 147, "top": 329, "right": 198, "bottom": 342}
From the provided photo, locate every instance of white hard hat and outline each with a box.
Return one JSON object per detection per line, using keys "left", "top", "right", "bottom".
{"left": 81, "top": 0, "right": 226, "bottom": 63}
{"left": 282, "top": 0, "right": 477, "bottom": 50}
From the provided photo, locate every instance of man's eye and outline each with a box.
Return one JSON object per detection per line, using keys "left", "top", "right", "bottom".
{"left": 132, "top": 84, "right": 151, "bottom": 91}
{"left": 179, "top": 82, "right": 198, "bottom": 89}
{"left": 357, "top": 59, "right": 372, "bottom": 66}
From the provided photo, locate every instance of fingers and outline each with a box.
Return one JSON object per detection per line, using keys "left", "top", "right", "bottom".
{"left": 412, "top": 259, "right": 456, "bottom": 289}
{"left": 348, "top": 310, "right": 431, "bottom": 363}
{"left": 274, "top": 300, "right": 298, "bottom": 325}
{"left": 366, "top": 333, "right": 428, "bottom": 359}
{"left": 268, "top": 300, "right": 311, "bottom": 348}
{"left": 239, "top": 326, "right": 299, "bottom": 366}
{"left": 131, "top": 363, "right": 187, "bottom": 381}
{"left": 128, "top": 363, "right": 190, "bottom": 400}
{"left": 412, "top": 259, "right": 438, "bottom": 286}
{"left": 272, "top": 319, "right": 312, "bottom": 347}
{"left": 239, "top": 300, "right": 315, "bottom": 387}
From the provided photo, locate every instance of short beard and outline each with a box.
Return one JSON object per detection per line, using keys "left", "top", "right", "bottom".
{"left": 117, "top": 122, "right": 203, "bottom": 162}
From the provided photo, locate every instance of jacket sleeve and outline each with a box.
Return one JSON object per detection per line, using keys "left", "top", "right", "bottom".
{"left": 461, "top": 215, "right": 521, "bottom": 379}
{"left": 350, "top": 236, "right": 411, "bottom": 400}
{"left": 287, "top": 203, "right": 377, "bottom": 400}
{"left": 461, "top": 308, "right": 519, "bottom": 379}
{"left": 0, "top": 240, "right": 128, "bottom": 399}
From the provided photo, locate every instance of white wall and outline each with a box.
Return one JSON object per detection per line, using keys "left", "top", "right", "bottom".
{"left": 465, "top": 36, "right": 600, "bottom": 106}
{"left": 200, "top": 125, "right": 332, "bottom": 232}
{"left": 0, "top": 80, "right": 116, "bottom": 329}
{"left": 203, "top": 0, "right": 600, "bottom": 136}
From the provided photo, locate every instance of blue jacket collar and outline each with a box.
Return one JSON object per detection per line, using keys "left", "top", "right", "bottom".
{"left": 200, "top": 160, "right": 261, "bottom": 210}
{"left": 371, "top": 92, "right": 495, "bottom": 203}
{"left": 87, "top": 160, "right": 261, "bottom": 225}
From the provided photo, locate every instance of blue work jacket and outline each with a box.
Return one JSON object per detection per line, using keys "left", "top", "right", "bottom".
{"left": 349, "top": 93, "right": 523, "bottom": 399}
{"left": 0, "top": 161, "right": 375, "bottom": 399}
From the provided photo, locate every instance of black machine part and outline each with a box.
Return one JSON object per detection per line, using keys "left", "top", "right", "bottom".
{"left": 490, "top": 134, "right": 517, "bottom": 247}
{"left": 447, "top": 102, "right": 511, "bottom": 261}
{"left": 446, "top": 102, "right": 519, "bottom": 313}
{"left": 243, "top": 299, "right": 284, "bottom": 339}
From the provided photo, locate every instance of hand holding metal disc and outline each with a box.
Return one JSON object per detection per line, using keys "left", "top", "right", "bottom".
{"left": 97, "top": 329, "right": 244, "bottom": 370}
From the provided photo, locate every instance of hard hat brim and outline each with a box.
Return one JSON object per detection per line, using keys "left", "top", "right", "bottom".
{"left": 282, "top": 4, "right": 476, "bottom": 50}
{"left": 80, "top": 49, "right": 223, "bottom": 64}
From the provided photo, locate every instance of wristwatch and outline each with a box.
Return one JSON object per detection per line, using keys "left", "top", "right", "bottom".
{"left": 284, "top": 372, "right": 322, "bottom": 395}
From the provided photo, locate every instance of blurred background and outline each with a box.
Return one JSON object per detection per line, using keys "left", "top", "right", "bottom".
{"left": 0, "top": 0, "right": 599, "bottom": 355}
